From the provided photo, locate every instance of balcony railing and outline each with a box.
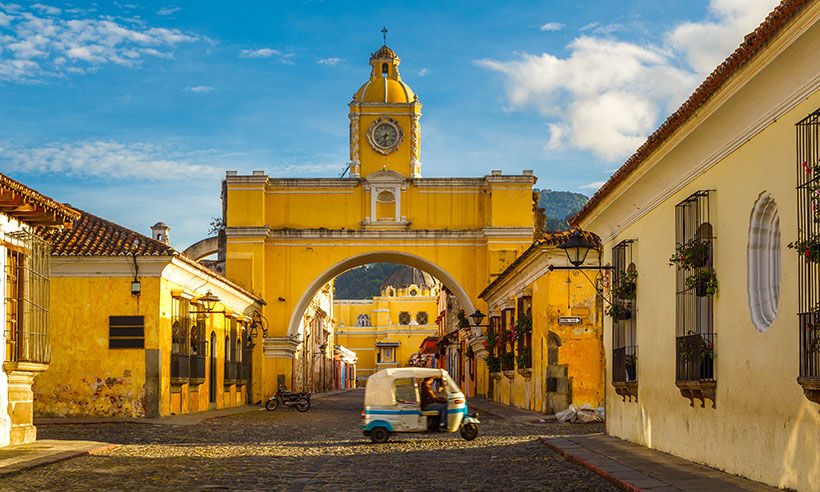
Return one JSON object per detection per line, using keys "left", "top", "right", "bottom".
{"left": 675, "top": 333, "right": 715, "bottom": 382}
{"left": 612, "top": 345, "right": 638, "bottom": 384}
{"left": 224, "top": 360, "right": 236, "bottom": 384}
{"left": 189, "top": 355, "right": 206, "bottom": 385}
{"left": 5, "top": 231, "right": 51, "bottom": 365}
{"left": 171, "top": 353, "right": 190, "bottom": 383}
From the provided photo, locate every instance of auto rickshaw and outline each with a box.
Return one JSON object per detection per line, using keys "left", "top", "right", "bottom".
{"left": 361, "top": 367, "right": 480, "bottom": 443}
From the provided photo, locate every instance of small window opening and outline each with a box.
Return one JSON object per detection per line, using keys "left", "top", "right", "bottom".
{"left": 382, "top": 63, "right": 389, "bottom": 76}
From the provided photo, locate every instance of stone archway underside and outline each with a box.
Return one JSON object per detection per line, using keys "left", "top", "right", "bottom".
{"left": 288, "top": 250, "right": 476, "bottom": 338}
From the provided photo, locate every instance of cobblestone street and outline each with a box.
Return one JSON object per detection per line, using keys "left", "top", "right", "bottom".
{"left": 2, "top": 391, "right": 617, "bottom": 491}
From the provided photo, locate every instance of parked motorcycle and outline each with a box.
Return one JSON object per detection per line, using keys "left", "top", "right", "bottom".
{"left": 265, "top": 387, "right": 311, "bottom": 412}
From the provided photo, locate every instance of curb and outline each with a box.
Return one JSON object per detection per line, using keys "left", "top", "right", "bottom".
{"left": 538, "top": 438, "right": 642, "bottom": 492}
{"left": 465, "top": 403, "right": 507, "bottom": 420}
{"left": 0, "top": 444, "right": 120, "bottom": 478}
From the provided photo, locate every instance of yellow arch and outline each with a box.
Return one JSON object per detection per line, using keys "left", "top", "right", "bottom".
{"left": 288, "top": 250, "right": 476, "bottom": 338}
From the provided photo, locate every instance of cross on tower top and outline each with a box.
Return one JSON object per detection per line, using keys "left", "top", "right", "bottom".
{"left": 381, "top": 26, "right": 388, "bottom": 45}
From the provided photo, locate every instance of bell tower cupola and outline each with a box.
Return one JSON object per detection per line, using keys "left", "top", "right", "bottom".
{"left": 348, "top": 42, "right": 422, "bottom": 179}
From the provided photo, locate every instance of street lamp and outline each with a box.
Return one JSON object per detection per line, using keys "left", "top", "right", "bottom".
{"left": 549, "top": 231, "right": 612, "bottom": 271}
{"left": 469, "top": 309, "right": 488, "bottom": 327}
{"left": 248, "top": 310, "right": 268, "bottom": 339}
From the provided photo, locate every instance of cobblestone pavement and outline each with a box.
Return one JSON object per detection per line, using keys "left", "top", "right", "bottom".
{"left": 3, "top": 391, "right": 617, "bottom": 491}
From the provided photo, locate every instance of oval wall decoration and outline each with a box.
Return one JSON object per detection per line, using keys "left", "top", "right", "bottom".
{"left": 747, "top": 191, "right": 780, "bottom": 332}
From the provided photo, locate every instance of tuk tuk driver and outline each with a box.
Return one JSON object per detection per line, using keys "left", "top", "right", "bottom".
{"left": 420, "top": 377, "right": 447, "bottom": 429}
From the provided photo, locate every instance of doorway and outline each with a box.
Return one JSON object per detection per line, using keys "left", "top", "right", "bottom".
{"left": 209, "top": 331, "right": 217, "bottom": 406}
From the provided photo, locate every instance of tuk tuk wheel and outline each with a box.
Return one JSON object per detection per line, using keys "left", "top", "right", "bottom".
{"left": 460, "top": 423, "right": 479, "bottom": 441}
{"left": 369, "top": 427, "right": 390, "bottom": 443}
{"left": 295, "top": 397, "right": 310, "bottom": 412}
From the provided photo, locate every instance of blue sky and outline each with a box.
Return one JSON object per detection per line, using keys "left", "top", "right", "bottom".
{"left": 0, "top": 0, "right": 781, "bottom": 249}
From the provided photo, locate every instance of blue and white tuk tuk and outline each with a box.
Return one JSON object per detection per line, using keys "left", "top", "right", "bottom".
{"left": 362, "top": 367, "right": 480, "bottom": 443}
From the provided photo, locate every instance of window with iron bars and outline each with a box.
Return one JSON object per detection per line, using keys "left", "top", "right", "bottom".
{"left": 795, "top": 108, "right": 820, "bottom": 405}
{"left": 611, "top": 240, "right": 638, "bottom": 401}
{"left": 171, "top": 297, "right": 192, "bottom": 381}
{"left": 4, "top": 230, "right": 50, "bottom": 364}
{"left": 674, "top": 190, "right": 716, "bottom": 407}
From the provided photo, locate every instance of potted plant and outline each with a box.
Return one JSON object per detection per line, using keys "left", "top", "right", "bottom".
{"left": 612, "top": 269, "right": 637, "bottom": 301}
{"left": 516, "top": 347, "right": 532, "bottom": 369}
{"left": 788, "top": 236, "right": 820, "bottom": 263}
{"left": 625, "top": 353, "right": 637, "bottom": 381}
{"left": 685, "top": 268, "right": 718, "bottom": 297}
{"left": 606, "top": 303, "right": 632, "bottom": 321}
{"left": 513, "top": 314, "right": 532, "bottom": 339}
{"left": 500, "top": 351, "right": 515, "bottom": 377}
{"left": 668, "top": 239, "right": 710, "bottom": 270}
{"left": 485, "top": 353, "right": 501, "bottom": 375}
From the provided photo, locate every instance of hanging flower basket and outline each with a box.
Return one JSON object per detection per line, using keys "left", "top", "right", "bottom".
{"left": 668, "top": 239, "right": 710, "bottom": 270}
{"left": 685, "top": 268, "right": 718, "bottom": 297}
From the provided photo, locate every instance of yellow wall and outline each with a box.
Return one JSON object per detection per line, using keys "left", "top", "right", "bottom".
{"left": 482, "top": 253, "right": 604, "bottom": 412}
{"left": 334, "top": 287, "right": 439, "bottom": 380}
{"left": 35, "top": 268, "right": 254, "bottom": 417}
{"left": 578, "top": 7, "right": 820, "bottom": 490}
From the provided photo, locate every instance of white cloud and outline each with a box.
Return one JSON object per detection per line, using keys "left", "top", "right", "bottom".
{"left": 478, "top": 0, "right": 779, "bottom": 162}
{"left": 239, "top": 48, "right": 281, "bottom": 58}
{"left": 418, "top": 68, "right": 429, "bottom": 77}
{"left": 0, "top": 5, "right": 198, "bottom": 82}
{"left": 667, "top": 0, "right": 779, "bottom": 74}
{"left": 579, "top": 181, "right": 606, "bottom": 190}
{"left": 185, "top": 85, "right": 214, "bottom": 93}
{"left": 0, "top": 141, "right": 222, "bottom": 180}
{"left": 317, "top": 57, "right": 341, "bottom": 66}
{"left": 539, "top": 22, "right": 563, "bottom": 32}
{"left": 157, "top": 7, "right": 182, "bottom": 16}
{"left": 31, "top": 3, "right": 60, "bottom": 15}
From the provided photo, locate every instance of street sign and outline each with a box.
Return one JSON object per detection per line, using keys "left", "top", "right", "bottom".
{"left": 558, "top": 316, "right": 582, "bottom": 325}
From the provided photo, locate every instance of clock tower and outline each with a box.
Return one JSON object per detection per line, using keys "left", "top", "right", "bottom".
{"left": 348, "top": 45, "right": 422, "bottom": 178}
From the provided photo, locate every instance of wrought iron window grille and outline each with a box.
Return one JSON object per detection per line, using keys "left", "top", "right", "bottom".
{"left": 795, "top": 108, "right": 820, "bottom": 405}
{"left": 674, "top": 190, "right": 716, "bottom": 408}
{"left": 611, "top": 239, "right": 638, "bottom": 402}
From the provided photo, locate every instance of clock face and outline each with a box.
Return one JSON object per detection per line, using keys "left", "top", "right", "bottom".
{"left": 373, "top": 123, "right": 399, "bottom": 149}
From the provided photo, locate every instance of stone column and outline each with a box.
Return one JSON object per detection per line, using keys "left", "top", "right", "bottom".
{"left": 3, "top": 362, "right": 47, "bottom": 445}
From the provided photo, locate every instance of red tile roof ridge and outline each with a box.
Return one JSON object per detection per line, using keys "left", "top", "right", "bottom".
{"left": 570, "top": 0, "right": 812, "bottom": 226}
{"left": 0, "top": 172, "right": 80, "bottom": 223}
{"left": 37, "top": 208, "right": 264, "bottom": 304}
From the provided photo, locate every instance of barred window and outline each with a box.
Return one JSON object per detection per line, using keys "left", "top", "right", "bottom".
{"left": 795, "top": 109, "right": 820, "bottom": 404}
{"left": 415, "top": 311, "right": 428, "bottom": 325}
{"left": 398, "top": 311, "right": 411, "bottom": 325}
{"left": 674, "top": 190, "right": 716, "bottom": 407}
{"left": 611, "top": 240, "right": 637, "bottom": 394}
{"left": 4, "top": 230, "right": 50, "bottom": 364}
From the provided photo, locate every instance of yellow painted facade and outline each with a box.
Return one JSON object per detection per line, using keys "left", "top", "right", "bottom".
{"left": 334, "top": 273, "right": 440, "bottom": 383}
{"left": 480, "top": 240, "right": 605, "bottom": 413}
{"left": 575, "top": 4, "right": 820, "bottom": 490}
{"left": 34, "top": 234, "right": 263, "bottom": 418}
{"left": 224, "top": 44, "right": 536, "bottom": 400}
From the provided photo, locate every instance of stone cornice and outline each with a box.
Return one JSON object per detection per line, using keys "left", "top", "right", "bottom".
{"left": 226, "top": 226, "right": 532, "bottom": 241}
{"left": 263, "top": 337, "right": 300, "bottom": 359}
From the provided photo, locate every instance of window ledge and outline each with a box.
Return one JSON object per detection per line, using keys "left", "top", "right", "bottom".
{"left": 676, "top": 380, "right": 716, "bottom": 408}
{"left": 612, "top": 381, "right": 638, "bottom": 402}
{"left": 797, "top": 377, "right": 820, "bottom": 406}
{"left": 517, "top": 367, "right": 532, "bottom": 379}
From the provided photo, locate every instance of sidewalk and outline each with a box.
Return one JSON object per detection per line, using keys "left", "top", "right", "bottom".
{"left": 0, "top": 440, "right": 117, "bottom": 477}
{"left": 467, "top": 398, "right": 777, "bottom": 492}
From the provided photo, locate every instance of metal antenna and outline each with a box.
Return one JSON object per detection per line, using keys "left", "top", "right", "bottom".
{"left": 381, "top": 26, "right": 388, "bottom": 45}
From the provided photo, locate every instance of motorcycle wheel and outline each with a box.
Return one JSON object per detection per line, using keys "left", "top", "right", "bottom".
{"left": 265, "top": 397, "right": 280, "bottom": 411}
{"left": 460, "top": 423, "right": 479, "bottom": 441}
{"left": 295, "top": 397, "right": 310, "bottom": 412}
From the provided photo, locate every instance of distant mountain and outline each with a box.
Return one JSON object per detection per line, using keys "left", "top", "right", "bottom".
{"left": 537, "top": 189, "right": 589, "bottom": 231}
{"left": 333, "top": 263, "right": 404, "bottom": 300}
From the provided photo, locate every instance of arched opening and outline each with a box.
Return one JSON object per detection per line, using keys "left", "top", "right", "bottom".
{"left": 382, "top": 62, "right": 388, "bottom": 75}
{"left": 287, "top": 251, "right": 476, "bottom": 338}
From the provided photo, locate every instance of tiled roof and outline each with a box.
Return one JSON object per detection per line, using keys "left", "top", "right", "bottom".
{"left": 571, "top": 0, "right": 811, "bottom": 226}
{"left": 0, "top": 172, "right": 79, "bottom": 226}
{"left": 37, "top": 209, "right": 175, "bottom": 256}
{"left": 372, "top": 45, "right": 397, "bottom": 59}
{"left": 382, "top": 266, "right": 437, "bottom": 290}
{"left": 37, "top": 208, "right": 264, "bottom": 304}
{"left": 479, "top": 229, "right": 600, "bottom": 299}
